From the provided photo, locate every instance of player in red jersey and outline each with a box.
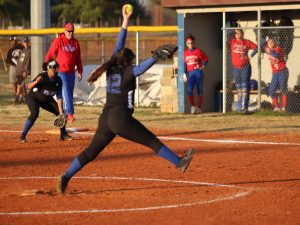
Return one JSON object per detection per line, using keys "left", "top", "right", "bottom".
{"left": 263, "top": 37, "right": 289, "bottom": 112}
{"left": 229, "top": 29, "right": 257, "bottom": 113}
{"left": 183, "top": 34, "right": 208, "bottom": 114}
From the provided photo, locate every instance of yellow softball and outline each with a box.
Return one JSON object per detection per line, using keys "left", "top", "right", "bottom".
{"left": 125, "top": 4, "right": 133, "bottom": 14}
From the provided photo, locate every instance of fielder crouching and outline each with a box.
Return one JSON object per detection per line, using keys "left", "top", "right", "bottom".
{"left": 20, "top": 60, "right": 73, "bottom": 142}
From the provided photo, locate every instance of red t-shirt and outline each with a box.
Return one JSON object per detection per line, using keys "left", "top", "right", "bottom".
{"left": 265, "top": 46, "right": 286, "bottom": 73}
{"left": 45, "top": 33, "right": 83, "bottom": 74}
{"left": 184, "top": 48, "right": 208, "bottom": 72}
{"left": 230, "top": 39, "right": 257, "bottom": 68}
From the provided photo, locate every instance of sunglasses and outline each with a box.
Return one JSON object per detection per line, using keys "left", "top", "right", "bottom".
{"left": 66, "top": 30, "right": 74, "bottom": 33}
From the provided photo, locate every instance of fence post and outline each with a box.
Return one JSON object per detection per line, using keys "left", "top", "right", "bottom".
{"left": 222, "top": 11, "right": 227, "bottom": 113}
{"left": 257, "top": 10, "right": 262, "bottom": 110}
{"left": 30, "top": 0, "right": 50, "bottom": 79}
{"left": 135, "top": 31, "right": 140, "bottom": 107}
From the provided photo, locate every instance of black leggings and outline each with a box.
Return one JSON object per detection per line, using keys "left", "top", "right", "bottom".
{"left": 26, "top": 95, "right": 60, "bottom": 123}
{"left": 78, "top": 105, "right": 163, "bottom": 166}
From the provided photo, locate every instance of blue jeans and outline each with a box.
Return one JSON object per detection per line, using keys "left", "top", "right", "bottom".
{"left": 58, "top": 72, "right": 75, "bottom": 115}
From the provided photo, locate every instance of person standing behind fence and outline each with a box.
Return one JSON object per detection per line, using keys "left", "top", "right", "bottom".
{"left": 15, "top": 37, "right": 31, "bottom": 104}
{"left": 44, "top": 23, "right": 83, "bottom": 123}
{"left": 229, "top": 29, "right": 257, "bottom": 113}
{"left": 263, "top": 37, "right": 288, "bottom": 112}
{"left": 5, "top": 36, "right": 24, "bottom": 101}
{"left": 183, "top": 34, "right": 208, "bottom": 114}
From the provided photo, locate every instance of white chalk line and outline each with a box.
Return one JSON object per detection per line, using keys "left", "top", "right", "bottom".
{"left": 0, "top": 176, "right": 251, "bottom": 216}
{"left": 0, "top": 129, "right": 299, "bottom": 146}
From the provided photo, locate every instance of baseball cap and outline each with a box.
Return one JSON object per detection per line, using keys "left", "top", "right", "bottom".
{"left": 22, "top": 37, "right": 29, "bottom": 43}
{"left": 9, "top": 36, "right": 17, "bottom": 41}
{"left": 65, "top": 23, "right": 74, "bottom": 32}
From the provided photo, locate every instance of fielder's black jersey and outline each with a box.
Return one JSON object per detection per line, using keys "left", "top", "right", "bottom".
{"left": 106, "top": 65, "right": 136, "bottom": 109}
{"left": 28, "top": 72, "right": 63, "bottom": 102}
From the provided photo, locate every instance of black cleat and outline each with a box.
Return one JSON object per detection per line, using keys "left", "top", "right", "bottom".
{"left": 177, "top": 149, "right": 195, "bottom": 172}
{"left": 60, "top": 134, "right": 74, "bottom": 141}
{"left": 20, "top": 134, "right": 26, "bottom": 143}
{"left": 56, "top": 175, "right": 70, "bottom": 194}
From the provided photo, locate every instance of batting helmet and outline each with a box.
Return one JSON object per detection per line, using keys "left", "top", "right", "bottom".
{"left": 47, "top": 60, "right": 59, "bottom": 70}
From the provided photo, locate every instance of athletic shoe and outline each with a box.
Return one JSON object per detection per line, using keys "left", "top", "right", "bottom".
{"left": 274, "top": 107, "right": 281, "bottom": 112}
{"left": 66, "top": 114, "right": 75, "bottom": 123}
{"left": 191, "top": 106, "right": 197, "bottom": 114}
{"left": 60, "top": 134, "right": 74, "bottom": 141}
{"left": 281, "top": 107, "right": 287, "bottom": 113}
{"left": 20, "top": 134, "right": 26, "bottom": 143}
{"left": 177, "top": 149, "right": 195, "bottom": 172}
{"left": 56, "top": 175, "right": 70, "bottom": 194}
{"left": 196, "top": 107, "right": 202, "bottom": 114}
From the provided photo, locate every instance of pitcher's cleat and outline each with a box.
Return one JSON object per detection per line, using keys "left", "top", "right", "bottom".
{"left": 20, "top": 134, "right": 26, "bottom": 143}
{"left": 178, "top": 149, "right": 195, "bottom": 172}
{"left": 56, "top": 175, "right": 70, "bottom": 194}
{"left": 60, "top": 134, "right": 74, "bottom": 141}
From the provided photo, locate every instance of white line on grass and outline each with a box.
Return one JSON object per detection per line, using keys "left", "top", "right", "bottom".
{"left": 0, "top": 176, "right": 250, "bottom": 216}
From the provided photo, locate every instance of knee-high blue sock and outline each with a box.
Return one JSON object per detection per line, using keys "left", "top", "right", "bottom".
{"left": 157, "top": 145, "right": 180, "bottom": 167}
{"left": 65, "top": 157, "right": 82, "bottom": 179}
{"left": 22, "top": 119, "right": 34, "bottom": 136}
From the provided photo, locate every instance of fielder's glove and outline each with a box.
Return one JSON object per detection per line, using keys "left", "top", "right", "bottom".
{"left": 54, "top": 114, "right": 67, "bottom": 128}
{"left": 152, "top": 44, "right": 178, "bottom": 61}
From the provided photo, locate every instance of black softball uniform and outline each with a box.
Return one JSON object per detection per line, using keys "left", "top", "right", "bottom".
{"left": 26, "top": 72, "right": 63, "bottom": 122}
{"left": 77, "top": 65, "right": 163, "bottom": 165}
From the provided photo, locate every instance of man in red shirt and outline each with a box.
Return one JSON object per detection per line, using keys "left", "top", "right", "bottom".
{"left": 44, "top": 23, "right": 83, "bottom": 123}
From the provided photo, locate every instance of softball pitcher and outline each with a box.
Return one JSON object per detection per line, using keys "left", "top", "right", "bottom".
{"left": 56, "top": 5, "right": 194, "bottom": 194}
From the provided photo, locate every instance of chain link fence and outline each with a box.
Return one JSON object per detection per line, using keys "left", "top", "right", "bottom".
{"left": 0, "top": 32, "right": 177, "bottom": 72}
{"left": 224, "top": 25, "right": 300, "bottom": 114}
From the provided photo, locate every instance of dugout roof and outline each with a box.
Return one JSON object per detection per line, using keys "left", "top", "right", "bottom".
{"left": 162, "top": 0, "right": 300, "bottom": 8}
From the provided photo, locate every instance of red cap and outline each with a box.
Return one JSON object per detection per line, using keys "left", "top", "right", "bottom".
{"left": 65, "top": 23, "right": 74, "bottom": 31}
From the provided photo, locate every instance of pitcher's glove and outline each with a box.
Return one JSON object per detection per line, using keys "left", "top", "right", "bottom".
{"left": 152, "top": 44, "right": 178, "bottom": 61}
{"left": 54, "top": 114, "right": 67, "bottom": 128}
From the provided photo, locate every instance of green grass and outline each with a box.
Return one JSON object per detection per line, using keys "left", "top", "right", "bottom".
{"left": 0, "top": 69, "right": 299, "bottom": 134}
{"left": 1, "top": 104, "right": 299, "bottom": 134}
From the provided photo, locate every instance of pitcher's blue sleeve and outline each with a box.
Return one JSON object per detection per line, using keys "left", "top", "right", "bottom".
{"left": 132, "top": 57, "right": 157, "bottom": 77}
{"left": 112, "top": 28, "right": 127, "bottom": 55}
{"left": 184, "top": 63, "right": 187, "bottom": 73}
